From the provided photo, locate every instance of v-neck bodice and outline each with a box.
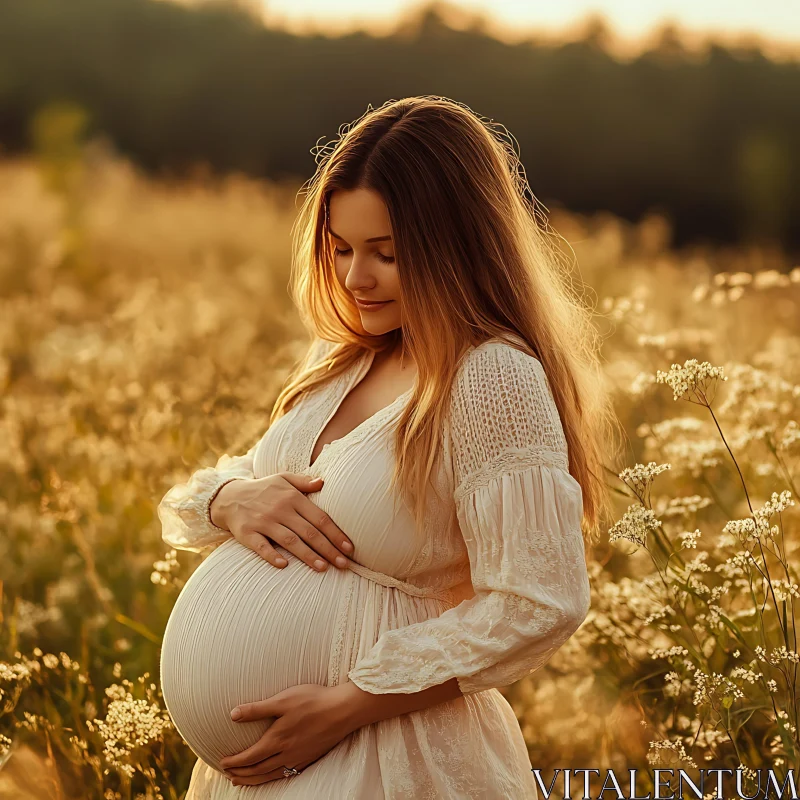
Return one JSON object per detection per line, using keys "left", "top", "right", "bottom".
{"left": 307, "top": 348, "right": 415, "bottom": 469}
{"left": 250, "top": 344, "right": 464, "bottom": 582}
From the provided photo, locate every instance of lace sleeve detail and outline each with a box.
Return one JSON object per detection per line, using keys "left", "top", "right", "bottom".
{"left": 450, "top": 340, "right": 570, "bottom": 498}
{"left": 347, "top": 340, "right": 591, "bottom": 696}
{"left": 157, "top": 440, "right": 261, "bottom": 553}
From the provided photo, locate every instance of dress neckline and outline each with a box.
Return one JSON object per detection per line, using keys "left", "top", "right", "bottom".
{"left": 307, "top": 348, "right": 414, "bottom": 469}
{"left": 304, "top": 334, "right": 529, "bottom": 470}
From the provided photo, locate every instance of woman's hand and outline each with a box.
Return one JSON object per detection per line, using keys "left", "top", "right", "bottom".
{"left": 209, "top": 473, "right": 354, "bottom": 572}
{"left": 218, "top": 683, "right": 364, "bottom": 786}
{"left": 218, "top": 679, "right": 465, "bottom": 786}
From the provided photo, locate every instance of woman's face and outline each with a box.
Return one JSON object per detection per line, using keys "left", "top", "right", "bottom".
{"left": 328, "top": 187, "right": 402, "bottom": 336}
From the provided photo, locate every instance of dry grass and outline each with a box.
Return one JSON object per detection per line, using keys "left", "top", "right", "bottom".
{"left": 1, "top": 134, "right": 799, "bottom": 797}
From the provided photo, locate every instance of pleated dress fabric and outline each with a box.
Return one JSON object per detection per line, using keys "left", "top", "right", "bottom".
{"left": 157, "top": 335, "right": 591, "bottom": 800}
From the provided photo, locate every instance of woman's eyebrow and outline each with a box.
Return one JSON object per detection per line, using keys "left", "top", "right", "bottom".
{"left": 328, "top": 228, "right": 392, "bottom": 243}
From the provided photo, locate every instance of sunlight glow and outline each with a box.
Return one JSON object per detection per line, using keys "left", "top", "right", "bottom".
{"left": 254, "top": 0, "right": 800, "bottom": 59}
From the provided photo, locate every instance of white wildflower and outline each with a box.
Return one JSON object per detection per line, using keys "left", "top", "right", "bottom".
{"left": 647, "top": 738, "right": 698, "bottom": 768}
{"left": 679, "top": 529, "right": 701, "bottom": 549}
{"left": 618, "top": 462, "right": 671, "bottom": 500}
{"left": 692, "top": 669, "right": 745, "bottom": 709}
{"left": 773, "top": 580, "right": 800, "bottom": 602}
{"left": 92, "top": 687, "right": 173, "bottom": 776}
{"left": 655, "top": 359, "right": 727, "bottom": 403}
{"left": 609, "top": 504, "right": 663, "bottom": 549}
{"left": 777, "top": 420, "right": 800, "bottom": 451}
{"left": 657, "top": 495, "right": 712, "bottom": 519}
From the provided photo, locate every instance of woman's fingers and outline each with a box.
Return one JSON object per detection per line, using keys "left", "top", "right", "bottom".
{"left": 226, "top": 756, "right": 315, "bottom": 784}
{"left": 253, "top": 502, "right": 354, "bottom": 571}
{"left": 266, "top": 523, "right": 347, "bottom": 572}
{"left": 283, "top": 500, "right": 354, "bottom": 569}
{"left": 227, "top": 766, "right": 293, "bottom": 785}
{"left": 225, "top": 757, "right": 281, "bottom": 777}
{"left": 294, "top": 495, "right": 355, "bottom": 559}
{"left": 237, "top": 524, "right": 349, "bottom": 573}
{"left": 220, "top": 733, "right": 280, "bottom": 769}
{"left": 280, "top": 472, "right": 355, "bottom": 564}
{"left": 237, "top": 531, "right": 287, "bottom": 568}
{"left": 228, "top": 473, "right": 355, "bottom": 570}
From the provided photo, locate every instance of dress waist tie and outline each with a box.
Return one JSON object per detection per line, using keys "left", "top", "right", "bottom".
{"left": 345, "top": 561, "right": 457, "bottom": 604}
{"left": 328, "top": 560, "right": 457, "bottom": 686}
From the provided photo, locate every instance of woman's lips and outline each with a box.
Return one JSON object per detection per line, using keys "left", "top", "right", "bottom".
{"left": 355, "top": 298, "right": 392, "bottom": 311}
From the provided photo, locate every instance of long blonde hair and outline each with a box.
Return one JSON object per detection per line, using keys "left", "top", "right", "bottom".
{"left": 270, "top": 95, "right": 622, "bottom": 547}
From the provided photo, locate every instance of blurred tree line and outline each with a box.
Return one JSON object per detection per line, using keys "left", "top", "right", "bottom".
{"left": 1, "top": 0, "right": 798, "bottom": 252}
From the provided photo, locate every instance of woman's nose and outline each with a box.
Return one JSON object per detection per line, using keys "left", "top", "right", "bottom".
{"left": 345, "top": 261, "right": 377, "bottom": 292}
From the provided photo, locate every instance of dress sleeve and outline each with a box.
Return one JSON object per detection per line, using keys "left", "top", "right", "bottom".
{"left": 157, "top": 440, "right": 260, "bottom": 553}
{"left": 346, "top": 341, "right": 591, "bottom": 696}
{"left": 158, "top": 335, "right": 336, "bottom": 553}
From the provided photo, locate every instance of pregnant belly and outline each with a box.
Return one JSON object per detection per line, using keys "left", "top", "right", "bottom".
{"left": 160, "top": 538, "right": 349, "bottom": 771}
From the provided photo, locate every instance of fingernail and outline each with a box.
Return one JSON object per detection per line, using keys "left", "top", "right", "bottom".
{"left": 314, "top": 559, "right": 326, "bottom": 570}
{"left": 275, "top": 557, "right": 287, "bottom": 567}
{"left": 335, "top": 556, "right": 348, "bottom": 568}
{"left": 341, "top": 541, "right": 353, "bottom": 553}
{"left": 230, "top": 707, "right": 242, "bottom": 720}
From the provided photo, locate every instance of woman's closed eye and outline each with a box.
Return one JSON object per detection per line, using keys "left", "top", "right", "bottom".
{"left": 334, "top": 246, "right": 395, "bottom": 264}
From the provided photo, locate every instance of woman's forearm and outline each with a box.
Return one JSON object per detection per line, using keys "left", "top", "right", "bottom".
{"left": 334, "top": 676, "right": 464, "bottom": 731}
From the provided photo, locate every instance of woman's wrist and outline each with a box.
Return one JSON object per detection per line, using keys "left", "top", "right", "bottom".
{"left": 330, "top": 681, "right": 376, "bottom": 732}
{"left": 207, "top": 478, "right": 243, "bottom": 531}
{"left": 332, "top": 677, "right": 463, "bottom": 732}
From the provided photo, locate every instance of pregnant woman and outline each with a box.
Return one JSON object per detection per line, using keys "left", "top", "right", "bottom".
{"left": 157, "top": 95, "right": 617, "bottom": 799}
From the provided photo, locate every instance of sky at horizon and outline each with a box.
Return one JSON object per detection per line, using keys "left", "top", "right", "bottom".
{"left": 254, "top": 0, "right": 800, "bottom": 54}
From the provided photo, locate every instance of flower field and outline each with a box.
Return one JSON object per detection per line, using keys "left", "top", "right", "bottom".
{"left": 1, "top": 133, "right": 799, "bottom": 798}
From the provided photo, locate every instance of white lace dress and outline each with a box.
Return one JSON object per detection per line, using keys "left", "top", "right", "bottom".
{"left": 157, "top": 336, "right": 591, "bottom": 800}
